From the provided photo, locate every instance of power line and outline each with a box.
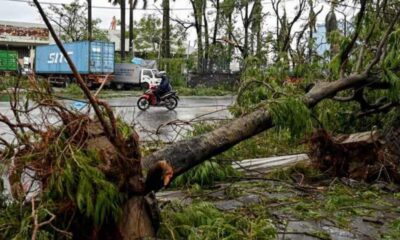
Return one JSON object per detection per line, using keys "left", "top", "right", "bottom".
{"left": 1, "top": 0, "right": 279, "bottom": 11}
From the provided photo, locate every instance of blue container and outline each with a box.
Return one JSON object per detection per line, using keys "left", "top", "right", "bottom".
{"left": 35, "top": 41, "right": 115, "bottom": 74}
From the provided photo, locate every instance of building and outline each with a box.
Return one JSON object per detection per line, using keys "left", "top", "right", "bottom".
{"left": 107, "top": 29, "right": 130, "bottom": 53}
{"left": 0, "top": 20, "right": 50, "bottom": 69}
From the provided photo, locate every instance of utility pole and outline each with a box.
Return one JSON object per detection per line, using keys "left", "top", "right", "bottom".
{"left": 88, "top": 0, "right": 92, "bottom": 41}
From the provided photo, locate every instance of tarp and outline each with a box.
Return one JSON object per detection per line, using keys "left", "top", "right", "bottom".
{"left": 131, "top": 57, "right": 157, "bottom": 69}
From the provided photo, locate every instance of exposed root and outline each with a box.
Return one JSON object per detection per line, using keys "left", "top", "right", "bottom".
{"left": 309, "top": 129, "right": 400, "bottom": 183}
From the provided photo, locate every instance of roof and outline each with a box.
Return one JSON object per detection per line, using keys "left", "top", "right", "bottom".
{"left": 0, "top": 20, "right": 46, "bottom": 29}
{"left": 0, "top": 20, "right": 50, "bottom": 47}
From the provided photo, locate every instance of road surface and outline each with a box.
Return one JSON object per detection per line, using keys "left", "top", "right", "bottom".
{"left": 0, "top": 96, "right": 235, "bottom": 143}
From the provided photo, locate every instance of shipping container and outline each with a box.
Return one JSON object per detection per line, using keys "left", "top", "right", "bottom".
{"left": 0, "top": 50, "right": 18, "bottom": 72}
{"left": 35, "top": 41, "right": 115, "bottom": 74}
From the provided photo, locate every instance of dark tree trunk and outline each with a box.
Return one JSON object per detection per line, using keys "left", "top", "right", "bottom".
{"left": 88, "top": 0, "right": 92, "bottom": 41}
{"left": 212, "top": 0, "right": 219, "bottom": 45}
{"left": 121, "top": 0, "right": 126, "bottom": 61}
{"left": 129, "top": 0, "right": 134, "bottom": 54}
{"left": 243, "top": 3, "right": 249, "bottom": 58}
{"left": 191, "top": 0, "right": 204, "bottom": 72}
{"left": 203, "top": 0, "right": 210, "bottom": 72}
{"left": 254, "top": 0, "right": 262, "bottom": 58}
{"left": 161, "top": 0, "right": 171, "bottom": 58}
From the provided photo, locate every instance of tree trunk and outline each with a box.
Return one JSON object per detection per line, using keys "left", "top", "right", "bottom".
{"left": 88, "top": 0, "right": 92, "bottom": 41}
{"left": 121, "top": 0, "right": 126, "bottom": 61}
{"left": 191, "top": 0, "right": 203, "bottom": 72}
{"left": 118, "top": 196, "right": 157, "bottom": 239}
{"left": 212, "top": 0, "right": 219, "bottom": 45}
{"left": 243, "top": 3, "right": 249, "bottom": 58}
{"left": 129, "top": 0, "right": 134, "bottom": 54}
{"left": 203, "top": 0, "right": 210, "bottom": 72}
{"left": 143, "top": 72, "right": 381, "bottom": 186}
{"left": 161, "top": 0, "right": 171, "bottom": 58}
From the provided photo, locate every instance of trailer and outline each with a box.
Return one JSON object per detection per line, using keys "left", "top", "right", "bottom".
{"left": 0, "top": 50, "right": 18, "bottom": 75}
{"left": 35, "top": 41, "right": 115, "bottom": 88}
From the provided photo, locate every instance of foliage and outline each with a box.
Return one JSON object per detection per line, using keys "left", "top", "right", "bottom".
{"left": 46, "top": 148, "right": 124, "bottom": 225}
{"left": 132, "top": 14, "right": 187, "bottom": 57}
{"left": 171, "top": 160, "right": 238, "bottom": 187}
{"left": 158, "top": 202, "right": 277, "bottom": 239}
{"left": 47, "top": 0, "right": 108, "bottom": 42}
{"left": 158, "top": 58, "right": 190, "bottom": 87}
{"left": 269, "top": 97, "right": 313, "bottom": 139}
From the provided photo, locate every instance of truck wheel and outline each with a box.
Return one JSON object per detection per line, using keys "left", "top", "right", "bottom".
{"left": 141, "top": 82, "right": 150, "bottom": 90}
{"left": 87, "top": 80, "right": 94, "bottom": 90}
{"left": 63, "top": 79, "right": 71, "bottom": 88}
{"left": 137, "top": 97, "right": 150, "bottom": 111}
{"left": 115, "top": 83, "right": 124, "bottom": 90}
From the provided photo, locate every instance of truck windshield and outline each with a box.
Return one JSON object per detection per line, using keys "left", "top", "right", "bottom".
{"left": 143, "top": 70, "right": 153, "bottom": 78}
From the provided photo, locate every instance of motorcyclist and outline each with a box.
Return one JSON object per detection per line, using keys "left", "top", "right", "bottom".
{"left": 155, "top": 72, "right": 172, "bottom": 102}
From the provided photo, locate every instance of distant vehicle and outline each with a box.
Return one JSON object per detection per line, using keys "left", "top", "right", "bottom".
{"left": 113, "top": 60, "right": 161, "bottom": 90}
{"left": 35, "top": 41, "right": 115, "bottom": 88}
{"left": 137, "top": 85, "right": 179, "bottom": 110}
{"left": 0, "top": 50, "right": 18, "bottom": 75}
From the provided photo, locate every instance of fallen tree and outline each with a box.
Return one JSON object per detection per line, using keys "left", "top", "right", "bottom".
{"left": 0, "top": 1, "right": 399, "bottom": 239}
{"left": 143, "top": 7, "right": 400, "bottom": 183}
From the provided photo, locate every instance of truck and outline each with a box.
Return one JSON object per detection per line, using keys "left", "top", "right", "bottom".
{"left": 35, "top": 41, "right": 115, "bottom": 88}
{"left": 113, "top": 60, "right": 161, "bottom": 90}
{"left": 0, "top": 50, "right": 18, "bottom": 75}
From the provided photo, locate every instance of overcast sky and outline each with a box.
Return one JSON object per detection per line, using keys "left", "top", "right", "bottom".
{"left": 0, "top": 0, "right": 354, "bottom": 43}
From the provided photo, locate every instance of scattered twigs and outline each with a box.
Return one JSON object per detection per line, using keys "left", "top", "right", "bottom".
{"left": 31, "top": 199, "right": 56, "bottom": 240}
{"left": 32, "top": 0, "right": 116, "bottom": 145}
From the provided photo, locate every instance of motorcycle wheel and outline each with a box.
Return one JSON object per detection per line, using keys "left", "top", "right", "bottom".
{"left": 137, "top": 97, "right": 150, "bottom": 111}
{"left": 165, "top": 96, "right": 178, "bottom": 110}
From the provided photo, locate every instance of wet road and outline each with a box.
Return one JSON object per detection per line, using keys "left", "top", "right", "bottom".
{"left": 0, "top": 96, "right": 235, "bottom": 143}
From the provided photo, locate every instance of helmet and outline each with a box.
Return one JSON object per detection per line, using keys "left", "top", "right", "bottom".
{"left": 155, "top": 71, "right": 166, "bottom": 78}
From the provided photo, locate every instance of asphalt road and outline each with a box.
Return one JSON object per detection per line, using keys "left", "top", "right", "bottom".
{"left": 0, "top": 96, "right": 235, "bottom": 143}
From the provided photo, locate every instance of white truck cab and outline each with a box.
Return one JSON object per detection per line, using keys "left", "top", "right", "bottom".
{"left": 140, "top": 69, "right": 161, "bottom": 89}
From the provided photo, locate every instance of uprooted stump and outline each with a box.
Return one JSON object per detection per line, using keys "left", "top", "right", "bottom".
{"left": 309, "top": 129, "right": 400, "bottom": 183}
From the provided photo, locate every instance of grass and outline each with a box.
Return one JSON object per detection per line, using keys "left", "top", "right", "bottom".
{"left": 175, "top": 86, "right": 234, "bottom": 96}
{"left": 57, "top": 84, "right": 234, "bottom": 99}
{"left": 158, "top": 201, "right": 277, "bottom": 240}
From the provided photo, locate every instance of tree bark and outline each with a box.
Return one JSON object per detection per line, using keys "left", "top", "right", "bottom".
{"left": 142, "top": 72, "right": 383, "bottom": 190}
{"left": 191, "top": 0, "right": 204, "bottom": 72}
{"left": 118, "top": 196, "right": 156, "bottom": 239}
{"left": 203, "top": 0, "right": 210, "bottom": 72}
{"left": 88, "top": 0, "right": 92, "bottom": 41}
{"left": 129, "top": 0, "right": 134, "bottom": 54}
{"left": 121, "top": 0, "right": 126, "bottom": 61}
{"left": 161, "top": 0, "right": 171, "bottom": 58}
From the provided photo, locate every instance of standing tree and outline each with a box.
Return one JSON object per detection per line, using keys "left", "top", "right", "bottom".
{"left": 161, "top": 0, "right": 172, "bottom": 58}
{"left": 88, "top": 0, "right": 92, "bottom": 40}
{"left": 47, "top": 0, "right": 108, "bottom": 42}
{"left": 190, "top": 0, "right": 205, "bottom": 72}
{"left": 128, "top": 0, "right": 148, "bottom": 54}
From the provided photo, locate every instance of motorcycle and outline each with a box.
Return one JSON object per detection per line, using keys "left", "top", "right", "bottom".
{"left": 137, "top": 86, "right": 179, "bottom": 111}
